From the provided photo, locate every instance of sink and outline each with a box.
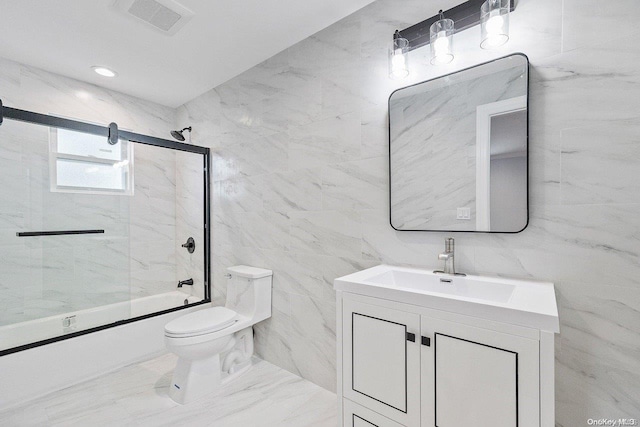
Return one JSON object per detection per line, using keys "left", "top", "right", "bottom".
{"left": 334, "top": 265, "right": 559, "bottom": 332}
{"left": 367, "top": 270, "right": 515, "bottom": 303}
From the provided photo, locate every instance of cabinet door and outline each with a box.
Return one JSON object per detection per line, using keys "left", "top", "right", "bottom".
{"left": 420, "top": 317, "right": 539, "bottom": 427}
{"left": 343, "top": 298, "right": 420, "bottom": 426}
{"left": 343, "top": 399, "right": 405, "bottom": 427}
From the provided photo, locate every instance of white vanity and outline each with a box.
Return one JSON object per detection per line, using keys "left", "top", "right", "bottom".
{"left": 335, "top": 265, "right": 559, "bottom": 427}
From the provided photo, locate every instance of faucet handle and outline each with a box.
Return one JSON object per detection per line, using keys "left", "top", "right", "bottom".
{"left": 445, "top": 237, "right": 454, "bottom": 252}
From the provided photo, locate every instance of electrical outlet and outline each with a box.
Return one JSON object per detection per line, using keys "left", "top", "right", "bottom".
{"left": 457, "top": 207, "right": 471, "bottom": 220}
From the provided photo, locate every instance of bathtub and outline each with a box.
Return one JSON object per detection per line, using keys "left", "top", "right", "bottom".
{"left": 0, "top": 291, "right": 207, "bottom": 409}
{"left": 0, "top": 291, "right": 202, "bottom": 352}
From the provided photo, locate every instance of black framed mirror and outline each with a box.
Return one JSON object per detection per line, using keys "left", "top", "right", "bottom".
{"left": 389, "top": 53, "right": 529, "bottom": 233}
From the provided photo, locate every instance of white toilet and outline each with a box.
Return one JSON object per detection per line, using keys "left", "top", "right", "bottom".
{"left": 164, "top": 265, "right": 272, "bottom": 404}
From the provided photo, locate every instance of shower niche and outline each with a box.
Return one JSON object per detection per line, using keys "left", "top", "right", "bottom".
{"left": 0, "top": 104, "right": 211, "bottom": 356}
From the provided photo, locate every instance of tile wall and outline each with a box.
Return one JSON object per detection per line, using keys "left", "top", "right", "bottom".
{"left": 177, "top": 0, "right": 640, "bottom": 423}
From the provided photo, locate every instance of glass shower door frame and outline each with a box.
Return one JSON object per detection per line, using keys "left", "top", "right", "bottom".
{"left": 0, "top": 102, "right": 211, "bottom": 357}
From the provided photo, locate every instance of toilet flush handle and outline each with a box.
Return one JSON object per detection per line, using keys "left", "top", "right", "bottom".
{"left": 225, "top": 273, "right": 232, "bottom": 279}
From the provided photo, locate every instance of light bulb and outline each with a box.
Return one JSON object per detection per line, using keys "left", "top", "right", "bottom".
{"left": 433, "top": 33, "right": 450, "bottom": 55}
{"left": 432, "top": 33, "right": 453, "bottom": 64}
{"left": 429, "top": 17, "right": 454, "bottom": 65}
{"left": 486, "top": 15, "right": 504, "bottom": 34}
{"left": 392, "top": 51, "right": 405, "bottom": 67}
{"left": 390, "top": 53, "right": 408, "bottom": 78}
{"left": 480, "top": 0, "right": 509, "bottom": 49}
{"left": 390, "top": 43, "right": 409, "bottom": 79}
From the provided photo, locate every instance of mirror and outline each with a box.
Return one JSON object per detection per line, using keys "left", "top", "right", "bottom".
{"left": 389, "top": 54, "right": 528, "bottom": 233}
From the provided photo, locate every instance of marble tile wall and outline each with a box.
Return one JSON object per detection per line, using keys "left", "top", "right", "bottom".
{"left": 0, "top": 57, "right": 205, "bottom": 326}
{"left": 177, "top": 0, "right": 640, "bottom": 424}
{"left": 175, "top": 150, "right": 206, "bottom": 300}
{"left": 130, "top": 143, "right": 178, "bottom": 299}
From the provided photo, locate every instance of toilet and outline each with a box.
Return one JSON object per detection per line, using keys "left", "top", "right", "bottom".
{"left": 164, "top": 265, "right": 272, "bottom": 404}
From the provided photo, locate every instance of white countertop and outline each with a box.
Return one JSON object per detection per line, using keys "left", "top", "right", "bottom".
{"left": 334, "top": 264, "right": 559, "bottom": 333}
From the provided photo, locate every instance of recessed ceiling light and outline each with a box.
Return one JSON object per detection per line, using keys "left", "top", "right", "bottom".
{"left": 92, "top": 66, "right": 117, "bottom": 77}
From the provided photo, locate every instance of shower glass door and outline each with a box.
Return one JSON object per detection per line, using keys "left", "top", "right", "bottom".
{"left": 0, "top": 110, "right": 210, "bottom": 355}
{"left": 0, "top": 119, "right": 132, "bottom": 350}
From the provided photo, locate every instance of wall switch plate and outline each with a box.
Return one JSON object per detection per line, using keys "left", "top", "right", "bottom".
{"left": 457, "top": 207, "right": 471, "bottom": 220}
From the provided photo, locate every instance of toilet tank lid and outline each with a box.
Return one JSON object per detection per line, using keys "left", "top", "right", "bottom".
{"left": 227, "top": 265, "right": 272, "bottom": 279}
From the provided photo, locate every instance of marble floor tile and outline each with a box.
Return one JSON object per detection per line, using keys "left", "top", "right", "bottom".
{"left": 0, "top": 353, "right": 337, "bottom": 427}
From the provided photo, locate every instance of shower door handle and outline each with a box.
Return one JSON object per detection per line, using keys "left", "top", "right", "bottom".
{"left": 17, "top": 229, "right": 105, "bottom": 237}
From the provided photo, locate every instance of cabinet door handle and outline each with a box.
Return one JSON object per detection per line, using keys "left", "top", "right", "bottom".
{"left": 421, "top": 336, "right": 431, "bottom": 347}
{"left": 406, "top": 332, "right": 416, "bottom": 342}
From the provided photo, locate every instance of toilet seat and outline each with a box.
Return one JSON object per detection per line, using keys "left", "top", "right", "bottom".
{"left": 165, "top": 307, "right": 237, "bottom": 338}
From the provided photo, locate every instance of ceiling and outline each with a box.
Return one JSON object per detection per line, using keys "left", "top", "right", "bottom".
{"left": 0, "top": 0, "right": 375, "bottom": 107}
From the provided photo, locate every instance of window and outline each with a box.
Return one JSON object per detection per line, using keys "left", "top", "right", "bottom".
{"left": 50, "top": 127, "right": 134, "bottom": 195}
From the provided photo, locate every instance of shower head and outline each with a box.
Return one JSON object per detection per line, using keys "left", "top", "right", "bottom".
{"left": 170, "top": 126, "right": 192, "bottom": 141}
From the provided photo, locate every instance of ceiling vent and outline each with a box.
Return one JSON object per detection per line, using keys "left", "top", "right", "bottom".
{"left": 113, "top": 0, "right": 194, "bottom": 36}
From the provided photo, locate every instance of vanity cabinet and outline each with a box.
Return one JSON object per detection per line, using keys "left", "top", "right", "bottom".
{"left": 338, "top": 294, "right": 549, "bottom": 427}
{"left": 342, "top": 299, "right": 421, "bottom": 426}
{"left": 421, "top": 316, "right": 539, "bottom": 427}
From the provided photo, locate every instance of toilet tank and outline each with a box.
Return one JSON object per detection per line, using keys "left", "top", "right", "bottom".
{"left": 225, "top": 265, "right": 272, "bottom": 323}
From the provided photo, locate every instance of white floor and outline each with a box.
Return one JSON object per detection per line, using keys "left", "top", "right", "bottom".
{"left": 0, "top": 354, "right": 337, "bottom": 427}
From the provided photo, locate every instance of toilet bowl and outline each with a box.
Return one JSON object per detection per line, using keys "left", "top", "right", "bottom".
{"left": 164, "top": 265, "right": 272, "bottom": 404}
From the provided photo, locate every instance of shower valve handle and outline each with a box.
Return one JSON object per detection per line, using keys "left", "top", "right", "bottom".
{"left": 181, "top": 237, "right": 196, "bottom": 253}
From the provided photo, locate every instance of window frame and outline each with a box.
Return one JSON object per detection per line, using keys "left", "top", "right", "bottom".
{"left": 49, "top": 127, "right": 135, "bottom": 196}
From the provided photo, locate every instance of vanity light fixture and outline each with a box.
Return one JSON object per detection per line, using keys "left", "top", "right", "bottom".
{"left": 430, "top": 11, "right": 455, "bottom": 65}
{"left": 389, "top": 0, "right": 515, "bottom": 76}
{"left": 480, "top": 0, "right": 510, "bottom": 49}
{"left": 389, "top": 31, "right": 410, "bottom": 79}
{"left": 92, "top": 66, "right": 117, "bottom": 78}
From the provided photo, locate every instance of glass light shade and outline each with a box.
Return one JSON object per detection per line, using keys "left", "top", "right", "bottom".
{"left": 430, "top": 18, "right": 454, "bottom": 65}
{"left": 389, "top": 36, "right": 410, "bottom": 79}
{"left": 481, "top": 0, "right": 510, "bottom": 49}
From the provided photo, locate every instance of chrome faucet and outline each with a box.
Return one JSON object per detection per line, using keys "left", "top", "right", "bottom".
{"left": 434, "top": 238, "right": 466, "bottom": 276}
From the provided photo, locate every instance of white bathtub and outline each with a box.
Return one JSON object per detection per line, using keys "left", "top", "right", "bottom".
{"left": 130, "top": 291, "right": 201, "bottom": 317}
{"left": 0, "top": 291, "right": 207, "bottom": 409}
{"left": 0, "top": 291, "right": 201, "bottom": 352}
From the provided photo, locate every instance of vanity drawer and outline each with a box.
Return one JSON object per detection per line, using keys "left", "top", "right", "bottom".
{"left": 344, "top": 399, "right": 406, "bottom": 427}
